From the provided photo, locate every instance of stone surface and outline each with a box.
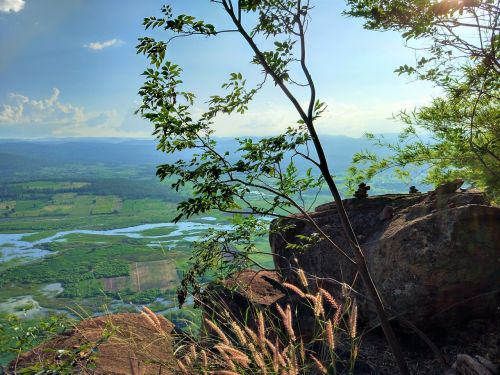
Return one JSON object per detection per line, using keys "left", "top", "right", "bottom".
{"left": 201, "top": 270, "right": 336, "bottom": 343}
{"left": 452, "top": 354, "right": 498, "bottom": 375}
{"left": 8, "top": 313, "right": 178, "bottom": 374}
{"left": 270, "top": 192, "right": 500, "bottom": 327}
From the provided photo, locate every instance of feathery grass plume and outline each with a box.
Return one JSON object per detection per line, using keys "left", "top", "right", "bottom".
{"left": 349, "top": 299, "right": 358, "bottom": 339}
{"left": 205, "top": 318, "right": 230, "bottom": 345}
{"left": 214, "top": 371, "right": 240, "bottom": 375}
{"left": 313, "top": 292, "right": 325, "bottom": 317}
{"left": 182, "top": 353, "right": 192, "bottom": 368}
{"left": 286, "top": 304, "right": 296, "bottom": 342}
{"left": 325, "top": 320, "right": 335, "bottom": 350}
{"left": 265, "top": 337, "right": 276, "bottom": 352}
{"left": 142, "top": 305, "right": 161, "bottom": 328}
{"left": 201, "top": 349, "right": 208, "bottom": 369}
{"left": 287, "top": 345, "right": 298, "bottom": 375}
{"left": 247, "top": 339, "right": 267, "bottom": 372}
{"left": 244, "top": 325, "right": 259, "bottom": 343}
{"left": 319, "top": 287, "right": 339, "bottom": 310}
{"left": 230, "top": 321, "right": 248, "bottom": 345}
{"left": 271, "top": 337, "right": 287, "bottom": 368}
{"left": 333, "top": 303, "right": 343, "bottom": 327}
{"left": 283, "top": 282, "right": 306, "bottom": 297}
{"left": 277, "top": 304, "right": 296, "bottom": 342}
{"left": 140, "top": 311, "right": 159, "bottom": 331}
{"left": 304, "top": 293, "right": 317, "bottom": 303}
{"left": 253, "top": 351, "right": 268, "bottom": 375}
{"left": 341, "top": 282, "right": 351, "bottom": 298}
{"left": 190, "top": 344, "right": 197, "bottom": 361}
{"left": 276, "top": 304, "right": 287, "bottom": 322}
{"left": 257, "top": 310, "right": 267, "bottom": 352}
{"left": 299, "top": 339, "right": 305, "bottom": 363}
{"left": 297, "top": 268, "right": 309, "bottom": 288}
{"left": 215, "top": 344, "right": 250, "bottom": 368}
{"left": 218, "top": 350, "right": 237, "bottom": 371}
{"left": 247, "top": 341, "right": 257, "bottom": 355}
{"left": 272, "top": 337, "right": 281, "bottom": 372}
{"left": 310, "top": 354, "right": 328, "bottom": 374}
{"left": 177, "top": 359, "right": 189, "bottom": 375}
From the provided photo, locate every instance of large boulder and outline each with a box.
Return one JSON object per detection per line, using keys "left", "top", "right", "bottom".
{"left": 8, "top": 313, "right": 179, "bottom": 374}
{"left": 270, "top": 192, "right": 500, "bottom": 327}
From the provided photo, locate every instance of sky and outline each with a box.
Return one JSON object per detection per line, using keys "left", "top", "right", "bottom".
{"left": 0, "top": 0, "right": 440, "bottom": 139}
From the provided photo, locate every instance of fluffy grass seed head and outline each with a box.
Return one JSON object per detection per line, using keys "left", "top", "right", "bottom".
{"left": 319, "top": 287, "right": 339, "bottom": 310}
{"left": 297, "top": 268, "right": 309, "bottom": 288}
{"left": 325, "top": 319, "right": 335, "bottom": 350}
{"left": 283, "top": 282, "right": 305, "bottom": 297}
{"left": 313, "top": 292, "right": 325, "bottom": 317}
{"left": 205, "top": 318, "right": 230, "bottom": 345}
{"left": 310, "top": 354, "right": 328, "bottom": 374}
{"left": 349, "top": 299, "right": 358, "bottom": 339}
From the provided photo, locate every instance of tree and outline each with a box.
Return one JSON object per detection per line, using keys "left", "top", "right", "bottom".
{"left": 344, "top": 0, "right": 499, "bottom": 200}
{"left": 137, "top": 2, "right": 409, "bottom": 373}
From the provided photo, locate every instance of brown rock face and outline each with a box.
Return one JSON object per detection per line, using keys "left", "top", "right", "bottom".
{"left": 201, "top": 270, "right": 332, "bottom": 343}
{"left": 8, "top": 313, "right": 178, "bottom": 374}
{"left": 270, "top": 192, "right": 500, "bottom": 327}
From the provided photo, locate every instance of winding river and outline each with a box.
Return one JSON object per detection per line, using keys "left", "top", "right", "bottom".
{"left": 0, "top": 218, "right": 233, "bottom": 263}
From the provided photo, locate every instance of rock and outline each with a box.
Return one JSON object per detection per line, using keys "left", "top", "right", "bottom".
{"left": 201, "top": 270, "right": 288, "bottom": 343}
{"left": 432, "top": 178, "right": 464, "bottom": 195}
{"left": 201, "top": 270, "right": 339, "bottom": 343}
{"left": 452, "top": 354, "right": 498, "bottom": 375}
{"left": 409, "top": 186, "right": 420, "bottom": 194}
{"left": 354, "top": 182, "right": 371, "bottom": 198}
{"left": 377, "top": 205, "right": 394, "bottom": 221}
{"left": 475, "top": 356, "right": 499, "bottom": 374}
{"left": 8, "top": 313, "right": 179, "bottom": 374}
{"left": 270, "top": 192, "right": 500, "bottom": 328}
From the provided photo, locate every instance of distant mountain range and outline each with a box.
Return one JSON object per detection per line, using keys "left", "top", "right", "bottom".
{"left": 0, "top": 134, "right": 397, "bottom": 173}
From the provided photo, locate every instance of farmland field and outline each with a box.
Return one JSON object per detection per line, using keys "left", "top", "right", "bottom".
{"left": 0, "top": 138, "right": 415, "bottom": 365}
{"left": 0, "top": 159, "right": 276, "bottom": 332}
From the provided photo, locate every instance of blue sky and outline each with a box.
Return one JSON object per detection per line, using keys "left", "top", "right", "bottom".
{"left": 0, "top": 0, "right": 439, "bottom": 139}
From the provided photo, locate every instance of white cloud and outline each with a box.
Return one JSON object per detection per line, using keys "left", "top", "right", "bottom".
{"left": 0, "top": 88, "right": 138, "bottom": 137}
{"left": 84, "top": 39, "right": 123, "bottom": 51}
{"left": 202, "top": 96, "right": 433, "bottom": 137}
{"left": 0, "top": 0, "right": 25, "bottom": 13}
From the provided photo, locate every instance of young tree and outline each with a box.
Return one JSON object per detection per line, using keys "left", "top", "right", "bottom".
{"left": 345, "top": 0, "right": 499, "bottom": 200}
{"left": 137, "top": 2, "right": 409, "bottom": 373}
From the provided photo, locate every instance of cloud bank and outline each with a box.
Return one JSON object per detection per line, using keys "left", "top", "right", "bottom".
{"left": 84, "top": 38, "right": 124, "bottom": 50}
{"left": 0, "top": 88, "right": 141, "bottom": 137}
{"left": 0, "top": 0, "right": 25, "bottom": 13}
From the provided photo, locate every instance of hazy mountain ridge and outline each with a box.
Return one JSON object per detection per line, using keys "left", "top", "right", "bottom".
{"left": 0, "top": 135, "right": 397, "bottom": 174}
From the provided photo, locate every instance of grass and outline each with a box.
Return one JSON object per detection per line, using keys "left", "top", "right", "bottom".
{"left": 10, "top": 181, "right": 90, "bottom": 191}
{"left": 152, "top": 273, "right": 359, "bottom": 375}
{"left": 0, "top": 174, "right": 272, "bottom": 342}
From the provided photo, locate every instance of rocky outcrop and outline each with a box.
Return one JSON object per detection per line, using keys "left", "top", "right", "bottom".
{"left": 446, "top": 354, "right": 499, "bottom": 375}
{"left": 201, "top": 270, "right": 328, "bottom": 343}
{"left": 8, "top": 313, "right": 179, "bottom": 374}
{"left": 270, "top": 192, "right": 500, "bottom": 327}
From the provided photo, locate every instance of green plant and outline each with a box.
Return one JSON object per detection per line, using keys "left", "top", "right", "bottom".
{"left": 137, "top": 1, "right": 409, "bottom": 373}
{"left": 0, "top": 314, "right": 73, "bottom": 369}
{"left": 173, "top": 276, "right": 360, "bottom": 374}
{"left": 345, "top": 0, "right": 500, "bottom": 200}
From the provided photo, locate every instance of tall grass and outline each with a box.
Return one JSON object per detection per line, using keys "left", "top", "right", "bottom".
{"left": 156, "top": 270, "right": 361, "bottom": 374}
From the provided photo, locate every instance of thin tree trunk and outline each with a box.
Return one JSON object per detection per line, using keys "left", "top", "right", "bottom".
{"left": 222, "top": 2, "right": 410, "bottom": 373}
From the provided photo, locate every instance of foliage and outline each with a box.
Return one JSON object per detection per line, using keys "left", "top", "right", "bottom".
{"left": 345, "top": 0, "right": 500, "bottom": 200}
{"left": 175, "top": 279, "right": 360, "bottom": 374}
{"left": 137, "top": 1, "right": 331, "bottom": 299}
{"left": 137, "top": 2, "right": 409, "bottom": 372}
{"left": 0, "top": 314, "right": 72, "bottom": 367}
